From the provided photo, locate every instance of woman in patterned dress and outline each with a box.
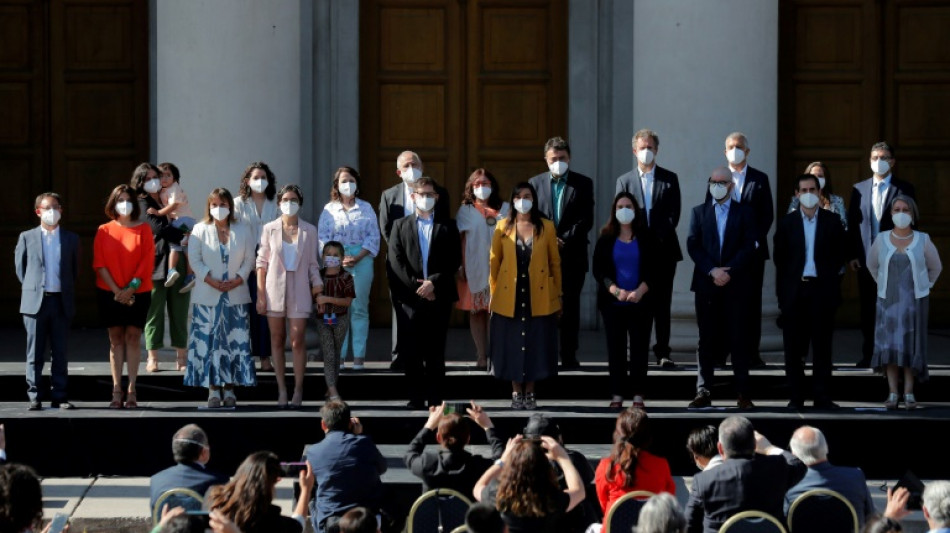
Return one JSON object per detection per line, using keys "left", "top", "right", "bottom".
{"left": 185, "top": 188, "right": 257, "bottom": 407}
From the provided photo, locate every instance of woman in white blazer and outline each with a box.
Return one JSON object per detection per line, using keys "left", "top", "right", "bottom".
{"left": 184, "top": 187, "right": 258, "bottom": 408}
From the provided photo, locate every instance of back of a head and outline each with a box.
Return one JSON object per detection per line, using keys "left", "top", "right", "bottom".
{"left": 466, "top": 503, "right": 505, "bottom": 533}
{"left": 718, "top": 416, "right": 756, "bottom": 458}
{"left": 207, "top": 451, "right": 281, "bottom": 530}
{"left": 339, "top": 506, "right": 379, "bottom": 533}
{"left": 923, "top": 480, "right": 950, "bottom": 528}
{"left": 789, "top": 426, "right": 828, "bottom": 466}
{"left": 172, "top": 424, "right": 209, "bottom": 463}
{"left": 0, "top": 463, "right": 43, "bottom": 533}
{"left": 686, "top": 425, "right": 718, "bottom": 460}
{"left": 497, "top": 440, "right": 558, "bottom": 517}
{"left": 637, "top": 493, "right": 686, "bottom": 533}
{"left": 159, "top": 514, "right": 208, "bottom": 533}
{"left": 438, "top": 413, "right": 470, "bottom": 453}
{"left": 322, "top": 400, "right": 352, "bottom": 432}
{"left": 523, "top": 413, "right": 561, "bottom": 441}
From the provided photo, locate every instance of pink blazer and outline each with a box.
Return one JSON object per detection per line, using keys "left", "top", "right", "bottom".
{"left": 256, "top": 218, "right": 323, "bottom": 314}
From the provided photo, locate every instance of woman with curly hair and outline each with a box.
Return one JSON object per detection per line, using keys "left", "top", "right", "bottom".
{"left": 594, "top": 407, "right": 675, "bottom": 515}
{"left": 206, "top": 451, "right": 314, "bottom": 533}
{"left": 473, "top": 435, "right": 585, "bottom": 533}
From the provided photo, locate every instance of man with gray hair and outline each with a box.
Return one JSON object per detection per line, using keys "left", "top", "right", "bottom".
{"left": 685, "top": 416, "right": 805, "bottom": 533}
{"left": 638, "top": 492, "right": 686, "bottom": 533}
{"left": 923, "top": 480, "right": 950, "bottom": 532}
{"left": 148, "top": 424, "right": 228, "bottom": 512}
{"left": 784, "top": 425, "right": 875, "bottom": 527}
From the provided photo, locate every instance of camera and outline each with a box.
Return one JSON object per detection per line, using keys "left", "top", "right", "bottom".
{"left": 280, "top": 462, "right": 307, "bottom": 477}
{"left": 443, "top": 402, "right": 468, "bottom": 415}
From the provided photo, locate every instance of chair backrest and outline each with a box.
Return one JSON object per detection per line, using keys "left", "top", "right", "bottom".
{"left": 603, "top": 490, "right": 655, "bottom": 533}
{"left": 406, "top": 488, "right": 473, "bottom": 533}
{"left": 152, "top": 487, "right": 205, "bottom": 525}
{"left": 719, "top": 510, "right": 787, "bottom": 533}
{"left": 449, "top": 527, "right": 468, "bottom": 533}
{"left": 787, "top": 488, "right": 859, "bottom": 533}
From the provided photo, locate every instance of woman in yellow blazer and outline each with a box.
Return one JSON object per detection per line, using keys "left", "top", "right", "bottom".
{"left": 489, "top": 181, "right": 561, "bottom": 410}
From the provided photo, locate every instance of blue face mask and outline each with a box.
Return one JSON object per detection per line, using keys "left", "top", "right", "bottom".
{"left": 324, "top": 256, "right": 342, "bottom": 268}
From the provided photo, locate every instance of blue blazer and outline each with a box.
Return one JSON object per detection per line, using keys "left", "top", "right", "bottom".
{"left": 846, "top": 176, "right": 916, "bottom": 263}
{"left": 148, "top": 462, "right": 229, "bottom": 512}
{"left": 686, "top": 200, "right": 757, "bottom": 294}
{"left": 15, "top": 226, "right": 80, "bottom": 318}
{"left": 784, "top": 461, "right": 876, "bottom": 527}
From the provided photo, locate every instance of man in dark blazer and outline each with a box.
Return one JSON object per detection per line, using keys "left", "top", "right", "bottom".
{"left": 15, "top": 192, "right": 79, "bottom": 411}
{"left": 387, "top": 177, "right": 461, "bottom": 408}
{"left": 774, "top": 174, "right": 847, "bottom": 410}
{"left": 529, "top": 136, "right": 594, "bottom": 369}
{"left": 685, "top": 416, "right": 806, "bottom": 533}
{"left": 687, "top": 168, "right": 757, "bottom": 409}
{"left": 616, "top": 128, "right": 682, "bottom": 368}
{"left": 847, "top": 141, "right": 916, "bottom": 367}
{"left": 148, "top": 424, "right": 228, "bottom": 513}
{"left": 379, "top": 151, "right": 451, "bottom": 371}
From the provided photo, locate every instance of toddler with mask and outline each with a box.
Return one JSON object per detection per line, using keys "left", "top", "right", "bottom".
{"left": 147, "top": 162, "right": 198, "bottom": 292}
{"left": 314, "top": 241, "right": 356, "bottom": 401}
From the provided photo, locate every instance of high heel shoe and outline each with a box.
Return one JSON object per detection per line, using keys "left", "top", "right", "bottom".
{"left": 176, "top": 353, "right": 187, "bottom": 372}
{"left": 289, "top": 390, "right": 303, "bottom": 409}
{"left": 277, "top": 390, "right": 288, "bottom": 410}
{"left": 904, "top": 393, "right": 918, "bottom": 410}
{"left": 125, "top": 390, "right": 138, "bottom": 409}
{"left": 109, "top": 389, "right": 124, "bottom": 409}
{"left": 223, "top": 388, "right": 236, "bottom": 408}
{"left": 884, "top": 392, "right": 899, "bottom": 410}
{"left": 207, "top": 389, "right": 222, "bottom": 408}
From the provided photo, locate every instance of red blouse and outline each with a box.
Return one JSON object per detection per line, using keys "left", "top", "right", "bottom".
{"left": 594, "top": 450, "right": 676, "bottom": 515}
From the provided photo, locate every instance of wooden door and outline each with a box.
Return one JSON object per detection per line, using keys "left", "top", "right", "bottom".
{"left": 360, "top": 0, "right": 567, "bottom": 324}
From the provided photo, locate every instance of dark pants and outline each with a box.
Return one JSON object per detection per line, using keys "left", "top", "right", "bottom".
{"left": 559, "top": 265, "right": 585, "bottom": 363}
{"left": 601, "top": 302, "right": 650, "bottom": 398}
{"left": 401, "top": 300, "right": 450, "bottom": 405}
{"left": 24, "top": 293, "right": 69, "bottom": 402}
{"left": 695, "top": 287, "right": 749, "bottom": 396}
{"left": 746, "top": 257, "right": 765, "bottom": 358}
{"left": 783, "top": 279, "right": 836, "bottom": 404}
{"left": 647, "top": 260, "right": 677, "bottom": 360}
{"left": 856, "top": 264, "right": 877, "bottom": 360}
{"left": 247, "top": 272, "right": 272, "bottom": 359}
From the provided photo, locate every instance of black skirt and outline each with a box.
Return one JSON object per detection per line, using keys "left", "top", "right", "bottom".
{"left": 96, "top": 289, "right": 151, "bottom": 328}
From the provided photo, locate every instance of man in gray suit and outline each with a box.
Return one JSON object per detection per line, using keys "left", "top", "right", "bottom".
{"left": 15, "top": 192, "right": 80, "bottom": 410}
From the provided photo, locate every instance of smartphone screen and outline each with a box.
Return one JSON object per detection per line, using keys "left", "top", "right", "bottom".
{"left": 49, "top": 513, "right": 69, "bottom": 533}
{"left": 280, "top": 462, "right": 307, "bottom": 477}
{"left": 443, "top": 402, "right": 467, "bottom": 415}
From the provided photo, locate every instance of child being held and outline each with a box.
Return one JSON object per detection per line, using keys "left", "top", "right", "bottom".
{"left": 148, "top": 162, "right": 197, "bottom": 292}
{"left": 314, "top": 241, "right": 356, "bottom": 402}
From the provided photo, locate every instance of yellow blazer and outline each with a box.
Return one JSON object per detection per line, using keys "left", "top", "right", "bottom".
{"left": 489, "top": 218, "right": 562, "bottom": 317}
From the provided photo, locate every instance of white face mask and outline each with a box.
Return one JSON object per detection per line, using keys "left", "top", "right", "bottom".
{"left": 799, "top": 192, "right": 820, "bottom": 210}
{"left": 414, "top": 196, "right": 435, "bottom": 212}
{"left": 817, "top": 177, "right": 826, "bottom": 189}
{"left": 871, "top": 158, "right": 890, "bottom": 176}
{"left": 726, "top": 147, "right": 746, "bottom": 165}
{"left": 323, "top": 256, "right": 342, "bottom": 268}
{"left": 401, "top": 166, "right": 422, "bottom": 184}
{"left": 115, "top": 201, "right": 133, "bottom": 216}
{"left": 637, "top": 149, "right": 655, "bottom": 166}
{"left": 615, "top": 207, "right": 635, "bottom": 225}
{"left": 549, "top": 161, "right": 568, "bottom": 177}
{"left": 144, "top": 178, "right": 162, "bottom": 194}
{"left": 249, "top": 178, "right": 267, "bottom": 194}
{"left": 40, "top": 208, "right": 61, "bottom": 227}
{"left": 280, "top": 200, "right": 300, "bottom": 216}
{"left": 709, "top": 183, "right": 730, "bottom": 201}
{"left": 210, "top": 206, "right": 230, "bottom": 221}
{"left": 892, "top": 212, "right": 912, "bottom": 229}
{"left": 473, "top": 186, "right": 492, "bottom": 201}
{"left": 338, "top": 182, "right": 356, "bottom": 198}
{"left": 514, "top": 198, "right": 533, "bottom": 214}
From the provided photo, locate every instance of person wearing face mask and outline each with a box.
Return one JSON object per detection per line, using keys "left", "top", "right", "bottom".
{"left": 314, "top": 241, "right": 356, "bottom": 402}
{"left": 489, "top": 182, "right": 561, "bottom": 410}
{"left": 456, "top": 168, "right": 510, "bottom": 370}
{"left": 318, "top": 167, "right": 379, "bottom": 371}
{"left": 615, "top": 129, "right": 682, "bottom": 370}
{"left": 378, "top": 151, "right": 451, "bottom": 371}
{"left": 866, "top": 195, "right": 941, "bottom": 410}
{"left": 847, "top": 142, "right": 917, "bottom": 368}
{"left": 15, "top": 192, "right": 80, "bottom": 411}
{"left": 257, "top": 184, "right": 324, "bottom": 409}
{"left": 592, "top": 192, "right": 658, "bottom": 410}
{"left": 387, "top": 177, "right": 461, "bottom": 409}
{"left": 786, "top": 162, "right": 847, "bottom": 230}
{"left": 184, "top": 188, "right": 257, "bottom": 408}
{"left": 234, "top": 162, "right": 280, "bottom": 373}
{"left": 94, "top": 183, "right": 156, "bottom": 409}
{"left": 774, "top": 174, "right": 847, "bottom": 410}
{"left": 686, "top": 167, "right": 757, "bottom": 410}
{"left": 528, "top": 136, "right": 594, "bottom": 370}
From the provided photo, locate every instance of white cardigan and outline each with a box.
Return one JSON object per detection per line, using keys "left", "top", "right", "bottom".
{"left": 867, "top": 230, "right": 942, "bottom": 299}
{"left": 187, "top": 220, "right": 257, "bottom": 306}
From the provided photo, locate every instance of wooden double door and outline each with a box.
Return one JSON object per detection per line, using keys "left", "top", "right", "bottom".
{"left": 360, "top": 0, "right": 567, "bottom": 324}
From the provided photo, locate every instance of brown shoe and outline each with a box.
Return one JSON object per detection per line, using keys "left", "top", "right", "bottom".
{"left": 737, "top": 396, "right": 755, "bottom": 409}
{"left": 688, "top": 389, "right": 712, "bottom": 409}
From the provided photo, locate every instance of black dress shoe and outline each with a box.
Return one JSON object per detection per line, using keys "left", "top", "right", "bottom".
{"left": 737, "top": 396, "right": 755, "bottom": 409}
{"left": 28, "top": 400, "right": 42, "bottom": 411}
{"left": 813, "top": 399, "right": 840, "bottom": 410}
{"left": 658, "top": 357, "right": 676, "bottom": 369}
{"left": 688, "top": 389, "right": 712, "bottom": 409}
{"left": 51, "top": 401, "right": 75, "bottom": 410}
{"left": 787, "top": 400, "right": 805, "bottom": 410}
{"left": 390, "top": 358, "right": 404, "bottom": 371}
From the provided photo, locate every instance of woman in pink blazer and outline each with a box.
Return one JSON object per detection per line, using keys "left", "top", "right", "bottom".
{"left": 256, "top": 184, "right": 323, "bottom": 408}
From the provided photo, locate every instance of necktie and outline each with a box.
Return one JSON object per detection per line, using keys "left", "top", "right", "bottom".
{"left": 641, "top": 175, "right": 653, "bottom": 225}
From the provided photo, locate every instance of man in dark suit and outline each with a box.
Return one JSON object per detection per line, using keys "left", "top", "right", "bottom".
{"left": 15, "top": 192, "right": 80, "bottom": 411}
{"left": 687, "top": 167, "right": 757, "bottom": 409}
{"left": 616, "top": 128, "right": 682, "bottom": 368}
{"left": 847, "top": 141, "right": 916, "bottom": 367}
{"left": 775, "top": 174, "right": 847, "bottom": 410}
{"left": 685, "top": 416, "right": 806, "bottom": 533}
{"left": 148, "top": 424, "right": 228, "bottom": 513}
{"left": 785, "top": 425, "right": 875, "bottom": 528}
{"left": 529, "top": 136, "right": 594, "bottom": 369}
{"left": 379, "top": 151, "right": 451, "bottom": 371}
{"left": 387, "top": 177, "right": 461, "bottom": 408}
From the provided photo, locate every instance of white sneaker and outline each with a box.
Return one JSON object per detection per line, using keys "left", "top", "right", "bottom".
{"left": 164, "top": 268, "right": 180, "bottom": 288}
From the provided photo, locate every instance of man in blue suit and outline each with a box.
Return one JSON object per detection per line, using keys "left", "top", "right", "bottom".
{"left": 785, "top": 425, "right": 875, "bottom": 528}
{"left": 149, "top": 424, "right": 228, "bottom": 513}
{"left": 15, "top": 192, "right": 80, "bottom": 411}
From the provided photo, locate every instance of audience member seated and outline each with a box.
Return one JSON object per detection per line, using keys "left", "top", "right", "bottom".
{"left": 339, "top": 507, "right": 380, "bottom": 533}
{"left": 0, "top": 463, "right": 43, "bottom": 533}
{"left": 305, "top": 400, "right": 387, "bottom": 533}
{"left": 473, "top": 435, "right": 586, "bottom": 533}
{"left": 685, "top": 416, "right": 806, "bottom": 533}
{"left": 638, "top": 492, "right": 687, "bottom": 533}
{"left": 686, "top": 425, "right": 721, "bottom": 473}
{"left": 206, "top": 451, "right": 313, "bottom": 533}
{"left": 466, "top": 503, "right": 507, "bottom": 533}
{"left": 404, "top": 401, "right": 503, "bottom": 496}
{"left": 153, "top": 507, "right": 241, "bottom": 533}
{"left": 784, "top": 425, "right": 875, "bottom": 527}
{"left": 149, "top": 424, "right": 229, "bottom": 513}
{"left": 923, "top": 480, "right": 950, "bottom": 533}
{"left": 595, "top": 407, "right": 675, "bottom": 517}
